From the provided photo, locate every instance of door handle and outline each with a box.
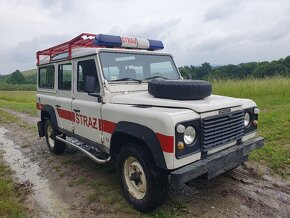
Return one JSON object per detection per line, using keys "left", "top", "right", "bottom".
{"left": 55, "top": 104, "right": 61, "bottom": 108}
{"left": 73, "top": 109, "right": 80, "bottom": 113}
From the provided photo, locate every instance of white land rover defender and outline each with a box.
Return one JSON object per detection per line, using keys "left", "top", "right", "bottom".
{"left": 36, "top": 33, "right": 264, "bottom": 212}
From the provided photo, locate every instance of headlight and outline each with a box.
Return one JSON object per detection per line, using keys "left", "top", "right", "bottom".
{"left": 244, "top": 112, "right": 251, "bottom": 127}
{"left": 184, "top": 126, "right": 196, "bottom": 144}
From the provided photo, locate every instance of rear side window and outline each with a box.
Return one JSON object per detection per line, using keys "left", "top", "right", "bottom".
{"left": 77, "top": 59, "right": 100, "bottom": 93}
{"left": 39, "top": 65, "right": 55, "bottom": 89}
{"left": 58, "top": 63, "right": 72, "bottom": 91}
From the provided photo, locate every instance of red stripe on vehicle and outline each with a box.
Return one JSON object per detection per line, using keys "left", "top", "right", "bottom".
{"left": 156, "top": 133, "right": 174, "bottom": 153}
{"left": 99, "top": 119, "right": 116, "bottom": 134}
{"left": 36, "top": 103, "right": 44, "bottom": 110}
{"left": 56, "top": 108, "right": 75, "bottom": 122}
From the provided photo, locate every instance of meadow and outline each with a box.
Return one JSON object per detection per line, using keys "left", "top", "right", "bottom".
{"left": 213, "top": 77, "right": 290, "bottom": 177}
{"left": 0, "top": 83, "right": 36, "bottom": 91}
{"left": 0, "top": 91, "right": 36, "bottom": 115}
{"left": 0, "top": 77, "right": 289, "bottom": 177}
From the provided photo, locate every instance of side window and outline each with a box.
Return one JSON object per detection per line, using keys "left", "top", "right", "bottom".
{"left": 39, "top": 65, "right": 55, "bottom": 89}
{"left": 77, "top": 59, "right": 100, "bottom": 93}
{"left": 58, "top": 63, "right": 72, "bottom": 91}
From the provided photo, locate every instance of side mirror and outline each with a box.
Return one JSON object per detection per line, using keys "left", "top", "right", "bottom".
{"left": 84, "top": 75, "right": 96, "bottom": 93}
{"left": 84, "top": 75, "right": 102, "bottom": 102}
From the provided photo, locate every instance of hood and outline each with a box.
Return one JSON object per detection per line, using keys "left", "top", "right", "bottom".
{"left": 109, "top": 91, "right": 243, "bottom": 113}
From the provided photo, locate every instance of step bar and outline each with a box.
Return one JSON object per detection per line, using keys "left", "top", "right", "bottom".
{"left": 56, "top": 136, "right": 111, "bottom": 164}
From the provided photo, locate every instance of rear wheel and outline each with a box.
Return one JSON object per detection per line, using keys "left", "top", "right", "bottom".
{"left": 117, "top": 143, "right": 168, "bottom": 212}
{"left": 44, "top": 119, "right": 66, "bottom": 154}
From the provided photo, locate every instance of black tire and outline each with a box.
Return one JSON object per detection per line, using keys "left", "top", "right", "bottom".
{"left": 117, "top": 143, "right": 168, "bottom": 212}
{"left": 148, "top": 79, "right": 212, "bottom": 100}
{"left": 44, "top": 119, "right": 66, "bottom": 154}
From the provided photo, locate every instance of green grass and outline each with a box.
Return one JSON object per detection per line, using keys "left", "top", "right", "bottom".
{"left": 0, "top": 83, "right": 36, "bottom": 91}
{"left": 0, "top": 160, "right": 27, "bottom": 217}
{"left": 0, "top": 91, "right": 36, "bottom": 115}
{"left": 212, "top": 77, "right": 290, "bottom": 177}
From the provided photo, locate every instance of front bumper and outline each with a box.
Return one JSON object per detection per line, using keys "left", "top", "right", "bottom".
{"left": 170, "top": 137, "right": 264, "bottom": 185}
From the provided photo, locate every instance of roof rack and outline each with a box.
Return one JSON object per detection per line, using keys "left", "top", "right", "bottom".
{"left": 36, "top": 33, "right": 99, "bottom": 65}
{"left": 36, "top": 33, "right": 164, "bottom": 65}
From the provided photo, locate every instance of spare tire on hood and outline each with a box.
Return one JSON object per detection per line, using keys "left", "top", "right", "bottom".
{"left": 148, "top": 79, "right": 212, "bottom": 100}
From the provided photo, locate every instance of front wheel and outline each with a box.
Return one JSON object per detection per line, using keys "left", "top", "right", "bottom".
{"left": 44, "top": 119, "right": 66, "bottom": 154}
{"left": 117, "top": 143, "right": 168, "bottom": 212}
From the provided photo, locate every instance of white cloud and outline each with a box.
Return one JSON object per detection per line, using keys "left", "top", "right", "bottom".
{"left": 203, "top": 0, "right": 243, "bottom": 21}
{"left": 0, "top": 0, "right": 290, "bottom": 74}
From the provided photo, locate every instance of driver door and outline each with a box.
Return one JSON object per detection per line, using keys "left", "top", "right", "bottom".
{"left": 72, "top": 57, "right": 103, "bottom": 145}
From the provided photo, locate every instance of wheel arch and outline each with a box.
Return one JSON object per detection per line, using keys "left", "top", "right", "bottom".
{"left": 110, "top": 121, "right": 167, "bottom": 169}
{"left": 40, "top": 105, "right": 59, "bottom": 132}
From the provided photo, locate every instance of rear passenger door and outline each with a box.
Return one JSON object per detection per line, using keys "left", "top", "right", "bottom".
{"left": 37, "top": 64, "right": 57, "bottom": 118}
{"left": 55, "top": 62, "right": 74, "bottom": 132}
{"left": 72, "top": 57, "right": 103, "bottom": 145}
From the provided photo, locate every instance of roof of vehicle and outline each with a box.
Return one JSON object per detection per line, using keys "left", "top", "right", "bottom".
{"left": 36, "top": 33, "right": 165, "bottom": 65}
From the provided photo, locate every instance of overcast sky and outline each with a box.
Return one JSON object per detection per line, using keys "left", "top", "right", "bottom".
{"left": 0, "top": 0, "right": 290, "bottom": 74}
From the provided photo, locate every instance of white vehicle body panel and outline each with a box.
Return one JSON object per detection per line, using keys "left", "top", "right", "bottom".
{"left": 109, "top": 91, "right": 256, "bottom": 113}
{"left": 36, "top": 46, "right": 259, "bottom": 171}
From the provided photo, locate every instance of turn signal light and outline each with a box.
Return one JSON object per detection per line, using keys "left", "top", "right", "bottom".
{"left": 253, "top": 120, "right": 258, "bottom": 126}
{"left": 177, "top": 142, "right": 185, "bottom": 150}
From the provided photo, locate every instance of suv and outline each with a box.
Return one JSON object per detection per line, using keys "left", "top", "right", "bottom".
{"left": 36, "top": 33, "right": 264, "bottom": 212}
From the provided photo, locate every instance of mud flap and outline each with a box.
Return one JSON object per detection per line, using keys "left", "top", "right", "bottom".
{"left": 37, "top": 121, "right": 45, "bottom": 137}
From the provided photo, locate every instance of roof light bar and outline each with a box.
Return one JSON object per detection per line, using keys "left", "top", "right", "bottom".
{"left": 93, "top": 34, "right": 164, "bottom": 51}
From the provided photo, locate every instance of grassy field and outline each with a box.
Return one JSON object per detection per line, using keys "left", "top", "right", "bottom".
{"left": 0, "top": 77, "right": 289, "bottom": 177}
{"left": 0, "top": 91, "right": 36, "bottom": 115}
{"left": 213, "top": 77, "right": 290, "bottom": 177}
{"left": 0, "top": 158, "right": 27, "bottom": 217}
{"left": 0, "top": 83, "right": 36, "bottom": 91}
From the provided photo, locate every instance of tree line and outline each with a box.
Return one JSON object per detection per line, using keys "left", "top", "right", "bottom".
{"left": 179, "top": 55, "right": 290, "bottom": 80}
{"left": 0, "top": 55, "right": 289, "bottom": 88}
{"left": 0, "top": 70, "right": 36, "bottom": 84}
{"left": 0, "top": 70, "right": 36, "bottom": 90}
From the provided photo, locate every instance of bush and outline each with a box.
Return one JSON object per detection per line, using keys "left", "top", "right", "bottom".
{"left": 0, "top": 82, "right": 36, "bottom": 91}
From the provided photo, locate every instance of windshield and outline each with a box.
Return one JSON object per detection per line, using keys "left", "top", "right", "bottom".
{"left": 99, "top": 52, "right": 180, "bottom": 82}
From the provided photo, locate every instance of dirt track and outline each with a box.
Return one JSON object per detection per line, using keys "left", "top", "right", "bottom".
{"left": 0, "top": 109, "right": 289, "bottom": 217}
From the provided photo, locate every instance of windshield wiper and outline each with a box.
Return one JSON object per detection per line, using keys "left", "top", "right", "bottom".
{"left": 145, "top": 75, "right": 168, "bottom": 80}
{"left": 113, "top": 77, "right": 142, "bottom": 83}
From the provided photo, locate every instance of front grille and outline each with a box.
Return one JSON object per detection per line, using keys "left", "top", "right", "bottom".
{"left": 201, "top": 110, "right": 244, "bottom": 150}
